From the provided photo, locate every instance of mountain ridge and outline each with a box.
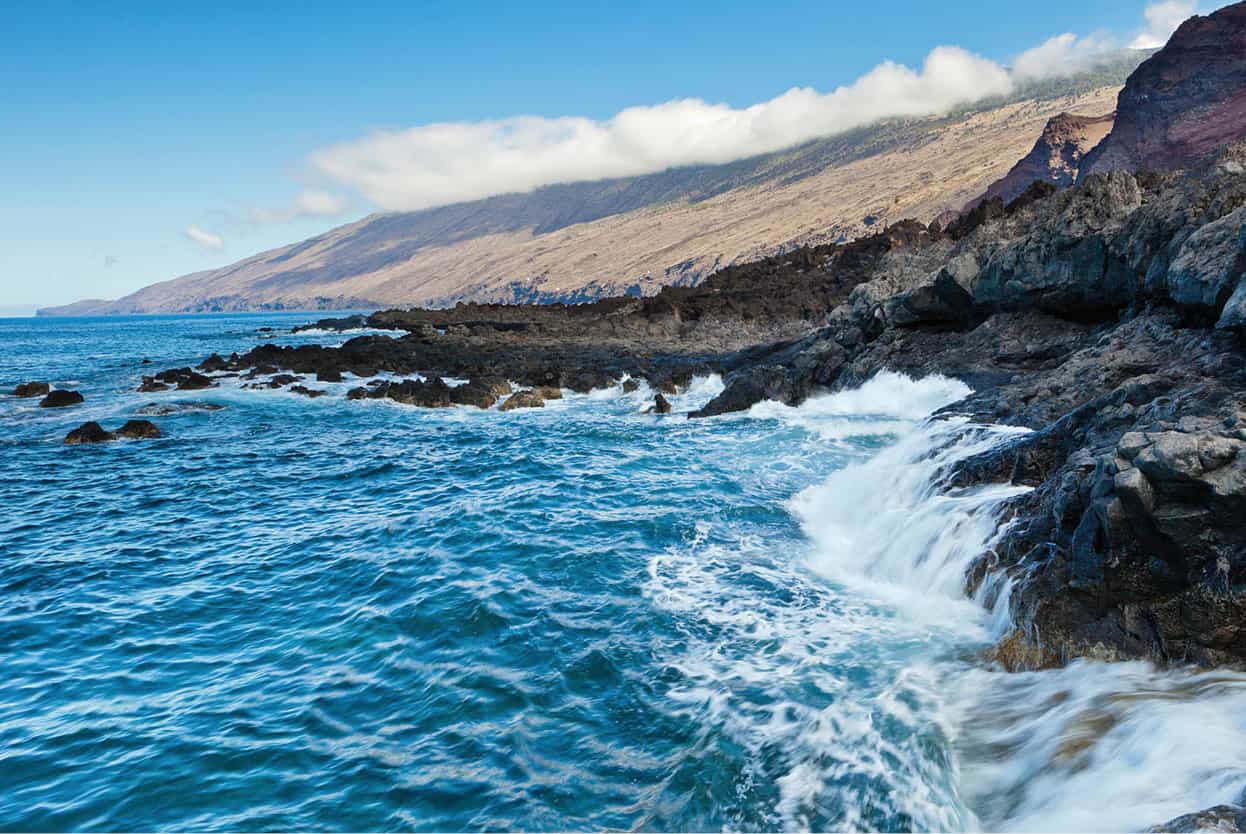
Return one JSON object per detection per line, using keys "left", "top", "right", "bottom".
{"left": 41, "top": 56, "right": 1145, "bottom": 316}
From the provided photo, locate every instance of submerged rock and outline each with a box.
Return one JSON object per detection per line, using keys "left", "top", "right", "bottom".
{"left": 13, "top": 381, "right": 50, "bottom": 398}
{"left": 136, "top": 401, "right": 224, "bottom": 416}
{"left": 40, "top": 389, "right": 84, "bottom": 408}
{"left": 64, "top": 422, "right": 115, "bottom": 444}
{"left": 288, "top": 385, "right": 327, "bottom": 399}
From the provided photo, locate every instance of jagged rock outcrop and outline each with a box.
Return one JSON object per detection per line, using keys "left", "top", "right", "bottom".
{"left": 966, "top": 111, "right": 1115, "bottom": 210}
{"left": 1082, "top": 1, "right": 1246, "bottom": 178}
{"left": 687, "top": 142, "right": 1246, "bottom": 667}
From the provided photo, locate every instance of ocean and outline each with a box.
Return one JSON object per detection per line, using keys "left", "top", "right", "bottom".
{"left": 2, "top": 313, "right": 1245, "bottom": 832}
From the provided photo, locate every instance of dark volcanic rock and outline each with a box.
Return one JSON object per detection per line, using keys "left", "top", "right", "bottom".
{"left": 315, "top": 368, "right": 343, "bottom": 383}
{"left": 293, "top": 314, "right": 369, "bottom": 333}
{"left": 141, "top": 368, "right": 216, "bottom": 392}
{"left": 499, "top": 390, "right": 546, "bottom": 411}
{"left": 448, "top": 379, "right": 508, "bottom": 409}
{"left": 288, "top": 385, "right": 327, "bottom": 398}
{"left": 383, "top": 377, "right": 455, "bottom": 408}
{"left": 116, "top": 419, "right": 162, "bottom": 439}
{"left": 1082, "top": 2, "right": 1246, "bottom": 178}
{"left": 198, "top": 353, "right": 230, "bottom": 372}
{"left": 13, "top": 381, "right": 50, "bottom": 398}
{"left": 40, "top": 389, "right": 84, "bottom": 408}
{"left": 64, "top": 422, "right": 115, "bottom": 444}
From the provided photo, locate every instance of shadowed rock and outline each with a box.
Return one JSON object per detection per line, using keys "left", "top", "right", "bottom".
{"left": 13, "top": 381, "right": 50, "bottom": 398}
{"left": 64, "top": 422, "right": 115, "bottom": 444}
{"left": 40, "top": 390, "right": 84, "bottom": 408}
{"left": 116, "top": 420, "right": 162, "bottom": 439}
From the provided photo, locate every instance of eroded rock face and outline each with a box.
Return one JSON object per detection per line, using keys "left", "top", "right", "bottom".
{"left": 1082, "top": 2, "right": 1246, "bottom": 178}
{"left": 967, "top": 111, "right": 1115, "bottom": 211}
{"left": 1166, "top": 206, "right": 1246, "bottom": 314}
{"left": 938, "top": 312, "right": 1246, "bottom": 667}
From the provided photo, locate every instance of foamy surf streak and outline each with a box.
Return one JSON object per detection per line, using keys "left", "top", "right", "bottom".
{"left": 950, "top": 660, "right": 1246, "bottom": 832}
{"left": 758, "top": 371, "right": 1246, "bottom": 832}
{"left": 645, "top": 373, "right": 1029, "bottom": 830}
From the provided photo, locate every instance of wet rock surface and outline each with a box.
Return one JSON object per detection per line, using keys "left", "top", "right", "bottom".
{"left": 13, "top": 381, "right": 50, "bottom": 398}
{"left": 116, "top": 420, "right": 162, "bottom": 439}
{"left": 64, "top": 422, "right": 115, "bottom": 444}
{"left": 65, "top": 419, "right": 163, "bottom": 444}
{"left": 39, "top": 390, "right": 84, "bottom": 408}
{"left": 499, "top": 390, "right": 548, "bottom": 411}
{"left": 140, "top": 368, "right": 216, "bottom": 392}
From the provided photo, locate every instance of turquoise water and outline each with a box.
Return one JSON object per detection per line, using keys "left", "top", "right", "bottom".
{"left": 3, "top": 314, "right": 1246, "bottom": 832}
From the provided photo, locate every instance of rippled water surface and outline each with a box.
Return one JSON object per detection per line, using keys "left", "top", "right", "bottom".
{"left": 3, "top": 313, "right": 1246, "bottom": 832}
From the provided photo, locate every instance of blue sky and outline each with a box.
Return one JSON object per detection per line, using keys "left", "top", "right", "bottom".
{"left": 0, "top": 1, "right": 1207, "bottom": 309}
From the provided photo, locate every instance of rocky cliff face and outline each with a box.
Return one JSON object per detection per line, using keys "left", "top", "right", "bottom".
{"left": 966, "top": 111, "right": 1114, "bottom": 210}
{"left": 1082, "top": 1, "right": 1246, "bottom": 177}
{"left": 688, "top": 143, "right": 1246, "bottom": 668}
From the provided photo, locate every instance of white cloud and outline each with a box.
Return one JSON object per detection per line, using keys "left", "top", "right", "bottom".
{"left": 310, "top": 46, "right": 1013, "bottom": 212}
{"left": 1130, "top": 0, "right": 1197, "bottom": 48}
{"left": 184, "top": 225, "right": 225, "bottom": 251}
{"left": 250, "top": 189, "right": 348, "bottom": 223}
{"left": 296, "top": 1, "right": 1199, "bottom": 215}
{"left": 1013, "top": 32, "right": 1116, "bottom": 81}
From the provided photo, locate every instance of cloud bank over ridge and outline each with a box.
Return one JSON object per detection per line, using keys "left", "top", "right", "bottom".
{"left": 311, "top": 46, "right": 1015, "bottom": 212}
{"left": 229, "top": 2, "right": 1212, "bottom": 224}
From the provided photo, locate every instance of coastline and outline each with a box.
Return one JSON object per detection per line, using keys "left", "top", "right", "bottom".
{"left": 136, "top": 143, "right": 1246, "bottom": 681}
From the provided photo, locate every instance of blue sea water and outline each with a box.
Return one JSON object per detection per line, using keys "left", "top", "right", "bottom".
{"left": 3, "top": 313, "right": 1246, "bottom": 833}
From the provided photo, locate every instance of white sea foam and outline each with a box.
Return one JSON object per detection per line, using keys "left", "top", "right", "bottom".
{"left": 285, "top": 327, "right": 407, "bottom": 339}
{"left": 652, "top": 370, "right": 1246, "bottom": 831}
{"left": 949, "top": 660, "right": 1246, "bottom": 832}
{"left": 792, "top": 417, "right": 1031, "bottom": 626}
